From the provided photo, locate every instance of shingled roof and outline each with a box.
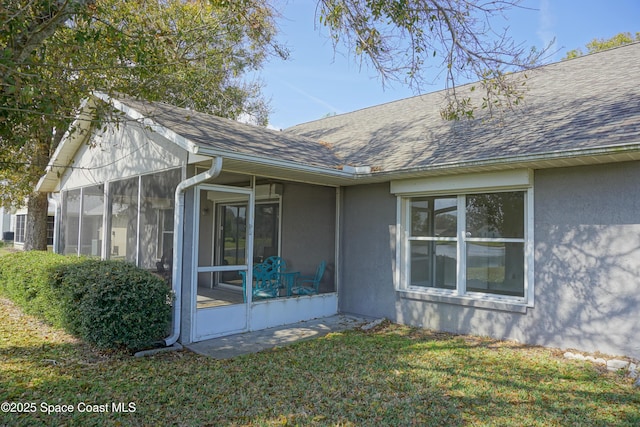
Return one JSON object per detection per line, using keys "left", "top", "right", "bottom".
{"left": 38, "top": 43, "right": 640, "bottom": 193}
{"left": 285, "top": 42, "right": 640, "bottom": 176}
{"left": 110, "top": 96, "right": 344, "bottom": 171}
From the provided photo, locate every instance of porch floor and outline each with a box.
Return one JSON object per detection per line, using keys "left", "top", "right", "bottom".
{"left": 197, "top": 286, "right": 243, "bottom": 308}
{"left": 185, "top": 314, "right": 368, "bottom": 359}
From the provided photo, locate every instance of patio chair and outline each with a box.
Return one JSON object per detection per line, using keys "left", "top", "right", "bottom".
{"left": 240, "top": 263, "right": 280, "bottom": 301}
{"left": 263, "top": 256, "right": 285, "bottom": 277}
{"left": 291, "top": 260, "right": 325, "bottom": 296}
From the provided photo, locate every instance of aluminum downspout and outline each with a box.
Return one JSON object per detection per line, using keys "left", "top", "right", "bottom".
{"left": 164, "top": 157, "right": 223, "bottom": 346}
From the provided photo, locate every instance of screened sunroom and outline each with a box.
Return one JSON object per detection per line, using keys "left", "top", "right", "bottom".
{"left": 59, "top": 168, "right": 181, "bottom": 272}
{"left": 56, "top": 159, "right": 341, "bottom": 343}
{"left": 37, "top": 94, "right": 348, "bottom": 344}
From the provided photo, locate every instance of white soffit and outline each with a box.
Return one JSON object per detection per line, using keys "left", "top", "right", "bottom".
{"left": 390, "top": 169, "right": 533, "bottom": 195}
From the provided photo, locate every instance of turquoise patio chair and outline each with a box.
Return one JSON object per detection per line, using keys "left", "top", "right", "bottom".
{"left": 291, "top": 260, "right": 325, "bottom": 296}
{"left": 263, "top": 256, "right": 286, "bottom": 279}
{"left": 240, "top": 263, "right": 280, "bottom": 301}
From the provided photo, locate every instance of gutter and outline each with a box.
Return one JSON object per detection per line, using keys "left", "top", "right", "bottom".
{"left": 195, "top": 145, "right": 355, "bottom": 181}
{"left": 348, "top": 142, "right": 640, "bottom": 183}
{"left": 164, "top": 157, "right": 223, "bottom": 346}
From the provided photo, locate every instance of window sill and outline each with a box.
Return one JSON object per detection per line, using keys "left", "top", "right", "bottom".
{"left": 397, "top": 289, "right": 530, "bottom": 313}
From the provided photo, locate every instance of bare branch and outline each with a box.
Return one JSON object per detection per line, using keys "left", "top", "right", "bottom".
{"left": 317, "top": 0, "right": 553, "bottom": 119}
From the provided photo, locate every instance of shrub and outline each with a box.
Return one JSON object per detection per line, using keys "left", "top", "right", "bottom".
{"left": 56, "top": 259, "right": 173, "bottom": 351}
{"left": 0, "top": 252, "right": 172, "bottom": 351}
{"left": 0, "top": 251, "right": 80, "bottom": 329}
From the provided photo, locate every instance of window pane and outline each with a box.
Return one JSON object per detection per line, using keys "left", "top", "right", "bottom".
{"left": 139, "top": 169, "right": 181, "bottom": 270}
{"left": 254, "top": 203, "right": 279, "bottom": 263}
{"left": 221, "top": 205, "right": 247, "bottom": 266}
{"left": 466, "top": 242, "right": 524, "bottom": 297}
{"left": 410, "top": 197, "right": 457, "bottom": 237}
{"left": 80, "top": 185, "right": 104, "bottom": 257}
{"left": 15, "top": 215, "right": 26, "bottom": 243}
{"left": 61, "top": 189, "right": 81, "bottom": 255}
{"left": 109, "top": 177, "right": 139, "bottom": 263}
{"left": 46, "top": 216, "right": 55, "bottom": 246}
{"left": 410, "top": 240, "right": 456, "bottom": 289}
{"left": 466, "top": 192, "right": 524, "bottom": 238}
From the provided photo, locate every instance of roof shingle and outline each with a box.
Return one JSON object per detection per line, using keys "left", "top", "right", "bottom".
{"left": 116, "top": 96, "right": 344, "bottom": 170}
{"left": 285, "top": 43, "right": 640, "bottom": 173}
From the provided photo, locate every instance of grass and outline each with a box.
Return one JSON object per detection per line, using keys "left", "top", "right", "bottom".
{"left": 1, "top": 297, "right": 639, "bottom": 426}
{"left": 0, "top": 242, "right": 17, "bottom": 257}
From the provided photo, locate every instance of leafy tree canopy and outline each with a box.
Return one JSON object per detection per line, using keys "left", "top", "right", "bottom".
{"left": 563, "top": 31, "right": 640, "bottom": 60}
{"left": 0, "top": 0, "right": 284, "bottom": 249}
{"left": 0, "top": 0, "right": 284, "bottom": 200}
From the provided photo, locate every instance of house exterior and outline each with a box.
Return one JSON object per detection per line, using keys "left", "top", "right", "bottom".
{"left": 0, "top": 203, "right": 57, "bottom": 249}
{"left": 37, "top": 43, "right": 640, "bottom": 359}
{"left": 0, "top": 207, "right": 12, "bottom": 241}
{"left": 11, "top": 203, "right": 57, "bottom": 250}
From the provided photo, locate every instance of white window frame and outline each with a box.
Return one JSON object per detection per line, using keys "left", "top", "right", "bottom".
{"left": 156, "top": 208, "right": 174, "bottom": 260}
{"left": 393, "top": 170, "right": 534, "bottom": 313}
{"left": 46, "top": 215, "right": 55, "bottom": 246}
{"left": 15, "top": 214, "right": 26, "bottom": 243}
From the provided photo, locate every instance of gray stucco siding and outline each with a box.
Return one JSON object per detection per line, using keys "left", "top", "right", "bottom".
{"left": 281, "top": 183, "right": 337, "bottom": 291}
{"left": 533, "top": 162, "right": 640, "bottom": 359}
{"left": 339, "top": 163, "right": 640, "bottom": 359}
{"left": 339, "top": 183, "right": 398, "bottom": 319}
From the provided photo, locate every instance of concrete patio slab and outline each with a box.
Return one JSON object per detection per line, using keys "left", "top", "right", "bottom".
{"left": 185, "top": 314, "right": 367, "bottom": 359}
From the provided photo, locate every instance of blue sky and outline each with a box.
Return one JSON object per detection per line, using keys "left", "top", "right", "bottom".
{"left": 258, "top": 0, "right": 640, "bottom": 130}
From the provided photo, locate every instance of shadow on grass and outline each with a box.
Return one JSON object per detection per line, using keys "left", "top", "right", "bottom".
{"left": 354, "top": 326, "right": 640, "bottom": 426}
{"left": 1, "top": 299, "right": 639, "bottom": 426}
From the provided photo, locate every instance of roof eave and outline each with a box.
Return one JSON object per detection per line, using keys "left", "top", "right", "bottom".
{"left": 347, "top": 142, "right": 640, "bottom": 183}
{"left": 196, "top": 145, "right": 354, "bottom": 181}
{"left": 36, "top": 97, "right": 96, "bottom": 193}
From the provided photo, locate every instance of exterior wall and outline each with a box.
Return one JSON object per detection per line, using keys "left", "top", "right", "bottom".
{"left": 339, "top": 163, "right": 640, "bottom": 359}
{"left": 339, "top": 183, "right": 398, "bottom": 318}
{"left": 532, "top": 162, "right": 640, "bottom": 358}
{"left": 281, "top": 182, "right": 336, "bottom": 291}
{"left": 59, "top": 121, "right": 187, "bottom": 191}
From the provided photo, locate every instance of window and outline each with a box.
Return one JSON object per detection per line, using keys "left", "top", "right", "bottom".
{"left": 15, "top": 215, "right": 26, "bottom": 243}
{"left": 13, "top": 215, "right": 58, "bottom": 246}
{"left": 108, "top": 177, "right": 139, "bottom": 263}
{"left": 156, "top": 208, "right": 174, "bottom": 261}
{"left": 46, "top": 216, "right": 55, "bottom": 246}
{"left": 254, "top": 202, "right": 280, "bottom": 262}
{"left": 61, "top": 189, "right": 81, "bottom": 255}
{"left": 139, "top": 169, "right": 181, "bottom": 270}
{"left": 465, "top": 192, "right": 525, "bottom": 297}
{"left": 401, "top": 187, "right": 532, "bottom": 305}
{"left": 80, "top": 185, "right": 104, "bottom": 257}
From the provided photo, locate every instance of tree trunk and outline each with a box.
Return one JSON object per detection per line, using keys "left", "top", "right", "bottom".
{"left": 24, "top": 192, "right": 49, "bottom": 251}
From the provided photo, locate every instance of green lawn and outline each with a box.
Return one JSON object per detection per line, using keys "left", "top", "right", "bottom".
{"left": 0, "top": 244, "right": 17, "bottom": 257}
{"left": 1, "top": 297, "right": 638, "bottom": 427}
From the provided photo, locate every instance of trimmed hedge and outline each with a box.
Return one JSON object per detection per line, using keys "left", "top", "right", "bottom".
{"left": 0, "top": 251, "right": 80, "bottom": 328}
{"left": 0, "top": 252, "right": 173, "bottom": 351}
